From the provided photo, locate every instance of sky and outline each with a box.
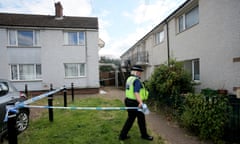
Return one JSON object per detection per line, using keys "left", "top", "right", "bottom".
{"left": 0, "top": 0, "right": 186, "bottom": 59}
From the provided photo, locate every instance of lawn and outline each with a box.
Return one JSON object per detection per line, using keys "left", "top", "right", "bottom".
{"left": 18, "top": 96, "right": 165, "bottom": 144}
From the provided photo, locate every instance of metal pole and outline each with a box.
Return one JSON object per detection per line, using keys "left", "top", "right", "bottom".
{"left": 63, "top": 86, "right": 67, "bottom": 107}
{"left": 48, "top": 84, "right": 53, "bottom": 122}
{"left": 25, "top": 84, "right": 28, "bottom": 98}
{"left": 71, "top": 83, "right": 74, "bottom": 102}
{"left": 7, "top": 109, "right": 18, "bottom": 144}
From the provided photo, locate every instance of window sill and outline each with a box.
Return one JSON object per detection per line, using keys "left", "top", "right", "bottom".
{"left": 63, "top": 44, "right": 85, "bottom": 46}
{"left": 64, "top": 76, "right": 86, "bottom": 79}
{"left": 11, "top": 79, "right": 43, "bottom": 82}
{"left": 7, "top": 46, "right": 41, "bottom": 48}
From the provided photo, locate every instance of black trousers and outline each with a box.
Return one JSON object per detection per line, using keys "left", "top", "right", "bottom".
{"left": 120, "top": 98, "right": 148, "bottom": 137}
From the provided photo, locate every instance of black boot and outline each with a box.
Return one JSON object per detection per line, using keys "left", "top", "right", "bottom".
{"left": 141, "top": 135, "right": 153, "bottom": 141}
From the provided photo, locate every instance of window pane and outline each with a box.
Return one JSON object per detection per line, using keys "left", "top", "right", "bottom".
{"left": 35, "top": 30, "right": 40, "bottom": 46}
{"left": 18, "top": 30, "right": 33, "bottom": 46}
{"left": 194, "top": 60, "right": 200, "bottom": 80}
{"left": 80, "top": 64, "right": 85, "bottom": 76}
{"left": 9, "top": 30, "right": 16, "bottom": 45}
{"left": 159, "top": 31, "right": 164, "bottom": 43}
{"left": 186, "top": 6, "right": 199, "bottom": 28}
{"left": 11, "top": 65, "right": 18, "bottom": 80}
{"left": 65, "top": 64, "right": 78, "bottom": 77}
{"left": 79, "top": 32, "right": 85, "bottom": 45}
{"left": 179, "top": 16, "right": 184, "bottom": 32}
{"left": 155, "top": 33, "right": 160, "bottom": 44}
{"left": 68, "top": 32, "right": 78, "bottom": 45}
{"left": 184, "top": 61, "right": 192, "bottom": 76}
{"left": 19, "top": 64, "right": 35, "bottom": 80}
{"left": 36, "top": 64, "right": 42, "bottom": 79}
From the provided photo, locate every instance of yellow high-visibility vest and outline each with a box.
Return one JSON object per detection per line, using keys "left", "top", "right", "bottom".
{"left": 125, "top": 76, "right": 149, "bottom": 100}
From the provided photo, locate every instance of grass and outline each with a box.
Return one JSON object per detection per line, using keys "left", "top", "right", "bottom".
{"left": 18, "top": 96, "right": 165, "bottom": 144}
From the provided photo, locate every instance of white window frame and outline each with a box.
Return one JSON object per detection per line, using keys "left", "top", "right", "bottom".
{"left": 8, "top": 29, "right": 40, "bottom": 47}
{"left": 10, "top": 64, "right": 42, "bottom": 81}
{"left": 64, "top": 31, "right": 85, "bottom": 45}
{"left": 183, "top": 59, "right": 200, "bottom": 81}
{"left": 154, "top": 30, "right": 164, "bottom": 45}
{"left": 64, "top": 63, "right": 86, "bottom": 78}
{"left": 178, "top": 6, "right": 199, "bottom": 33}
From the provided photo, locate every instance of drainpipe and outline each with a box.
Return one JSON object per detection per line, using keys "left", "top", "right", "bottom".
{"left": 166, "top": 21, "right": 170, "bottom": 65}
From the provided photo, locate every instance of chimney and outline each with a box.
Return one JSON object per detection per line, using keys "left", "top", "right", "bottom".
{"left": 55, "top": 2, "right": 63, "bottom": 18}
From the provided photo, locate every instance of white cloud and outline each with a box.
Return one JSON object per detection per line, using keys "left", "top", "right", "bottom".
{"left": 123, "top": 0, "right": 185, "bottom": 25}
{"left": 0, "top": 0, "right": 92, "bottom": 16}
{"left": 60, "top": 0, "right": 92, "bottom": 16}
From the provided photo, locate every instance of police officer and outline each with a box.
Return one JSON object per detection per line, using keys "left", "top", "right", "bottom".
{"left": 119, "top": 65, "right": 153, "bottom": 141}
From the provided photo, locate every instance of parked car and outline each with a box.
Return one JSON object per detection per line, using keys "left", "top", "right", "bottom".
{"left": 0, "top": 79, "right": 29, "bottom": 141}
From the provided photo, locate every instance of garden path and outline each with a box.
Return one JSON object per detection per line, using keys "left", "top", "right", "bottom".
{"left": 101, "top": 86, "right": 210, "bottom": 144}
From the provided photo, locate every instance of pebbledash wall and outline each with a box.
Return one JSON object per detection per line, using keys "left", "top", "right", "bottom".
{"left": 0, "top": 3, "right": 100, "bottom": 93}
{"left": 121, "top": 0, "right": 240, "bottom": 94}
{"left": 0, "top": 28, "right": 100, "bottom": 92}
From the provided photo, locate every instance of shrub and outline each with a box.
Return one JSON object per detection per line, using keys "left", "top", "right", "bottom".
{"left": 181, "top": 93, "right": 230, "bottom": 143}
{"left": 146, "top": 59, "right": 193, "bottom": 109}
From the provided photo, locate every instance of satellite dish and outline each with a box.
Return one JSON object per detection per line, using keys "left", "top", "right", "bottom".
{"left": 98, "top": 38, "right": 105, "bottom": 48}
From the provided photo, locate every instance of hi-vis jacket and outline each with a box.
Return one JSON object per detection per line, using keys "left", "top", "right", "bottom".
{"left": 125, "top": 76, "right": 149, "bottom": 100}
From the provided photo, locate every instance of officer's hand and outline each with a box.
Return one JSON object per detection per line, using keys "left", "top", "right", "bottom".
{"left": 138, "top": 102, "right": 143, "bottom": 108}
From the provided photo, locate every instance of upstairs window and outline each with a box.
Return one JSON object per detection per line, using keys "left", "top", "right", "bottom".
{"left": 178, "top": 6, "right": 199, "bottom": 32}
{"left": 154, "top": 30, "right": 164, "bottom": 45}
{"left": 8, "top": 30, "right": 39, "bottom": 47}
{"left": 183, "top": 59, "right": 200, "bottom": 81}
{"left": 64, "top": 31, "right": 85, "bottom": 45}
{"left": 10, "top": 64, "right": 42, "bottom": 80}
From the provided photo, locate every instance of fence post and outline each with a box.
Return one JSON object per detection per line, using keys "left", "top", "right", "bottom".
{"left": 71, "top": 83, "right": 74, "bottom": 102}
{"left": 63, "top": 85, "right": 67, "bottom": 107}
{"left": 25, "top": 84, "right": 28, "bottom": 98}
{"left": 48, "top": 84, "right": 53, "bottom": 122}
{"left": 7, "top": 109, "right": 18, "bottom": 144}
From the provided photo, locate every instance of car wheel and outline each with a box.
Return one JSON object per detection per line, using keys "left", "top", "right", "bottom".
{"left": 16, "top": 110, "right": 29, "bottom": 133}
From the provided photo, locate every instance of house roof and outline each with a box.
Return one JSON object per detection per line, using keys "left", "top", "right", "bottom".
{"left": 120, "top": 0, "right": 190, "bottom": 58}
{"left": 0, "top": 13, "right": 98, "bottom": 29}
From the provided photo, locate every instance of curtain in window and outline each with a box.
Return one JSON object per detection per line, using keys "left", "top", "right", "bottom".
{"left": 194, "top": 60, "right": 200, "bottom": 80}
{"left": 36, "top": 64, "right": 42, "bottom": 79}
{"left": 65, "top": 64, "right": 78, "bottom": 77}
{"left": 80, "top": 64, "right": 85, "bottom": 76}
{"left": 11, "top": 65, "right": 18, "bottom": 80}
{"left": 19, "top": 64, "right": 35, "bottom": 80}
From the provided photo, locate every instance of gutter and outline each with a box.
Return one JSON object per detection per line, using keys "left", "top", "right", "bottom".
{"left": 166, "top": 21, "right": 170, "bottom": 65}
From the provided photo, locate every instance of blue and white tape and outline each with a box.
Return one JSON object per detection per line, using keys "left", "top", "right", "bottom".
{"left": 4, "top": 87, "right": 150, "bottom": 122}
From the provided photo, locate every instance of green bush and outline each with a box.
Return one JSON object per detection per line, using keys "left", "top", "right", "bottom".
{"left": 146, "top": 59, "right": 193, "bottom": 108}
{"left": 181, "top": 93, "right": 230, "bottom": 143}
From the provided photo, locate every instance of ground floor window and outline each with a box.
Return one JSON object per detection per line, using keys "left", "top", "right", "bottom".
{"left": 64, "top": 63, "right": 85, "bottom": 78}
{"left": 183, "top": 59, "right": 200, "bottom": 81}
{"left": 10, "top": 64, "right": 42, "bottom": 80}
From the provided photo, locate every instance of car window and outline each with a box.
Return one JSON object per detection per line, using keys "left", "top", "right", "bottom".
{"left": 0, "top": 82, "right": 9, "bottom": 96}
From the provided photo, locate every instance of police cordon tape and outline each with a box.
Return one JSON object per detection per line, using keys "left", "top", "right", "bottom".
{"left": 22, "top": 105, "right": 140, "bottom": 110}
{"left": 4, "top": 86, "right": 149, "bottom": 122}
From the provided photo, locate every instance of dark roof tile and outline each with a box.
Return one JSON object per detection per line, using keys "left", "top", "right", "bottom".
{"left": 0, "top": 13, "right": 98, "bottom": 29}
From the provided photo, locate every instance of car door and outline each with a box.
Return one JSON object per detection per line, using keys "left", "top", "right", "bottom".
{"left": 0, "top": 82, "right": 10, "bottom": 133}
{"left": 0, "top": 81, "right": 19, "bottom": 133}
